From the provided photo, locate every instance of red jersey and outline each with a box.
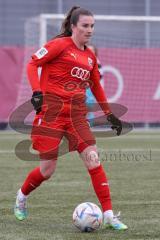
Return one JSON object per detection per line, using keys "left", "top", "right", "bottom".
{"left": 27, "top": 37, "right": 111, "bottom": 114}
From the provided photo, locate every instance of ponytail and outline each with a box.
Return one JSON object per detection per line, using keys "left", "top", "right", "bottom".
{"left": 55, "top": 6, "right": 80, "bottom": 38}
{"left": 54, "top": 6, "right": 93, "bottom": 39}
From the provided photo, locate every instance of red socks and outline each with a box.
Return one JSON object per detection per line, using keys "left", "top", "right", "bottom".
{"left": 21, "top": 164, "right": 112, "bottom": 212}
{"left": 88, "top": 164, "right": 112, "bottom": 212}
{"left": 21, "top": 167, "right": 48, "bottom": 196}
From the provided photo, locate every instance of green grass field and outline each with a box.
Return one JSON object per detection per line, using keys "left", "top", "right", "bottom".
{"left": 0, "top": 130, "right": 160, "bottom": 240}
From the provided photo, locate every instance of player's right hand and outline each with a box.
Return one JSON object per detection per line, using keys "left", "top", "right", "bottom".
{"left": 31, "top": 91, "right": 43, "bottom": 114}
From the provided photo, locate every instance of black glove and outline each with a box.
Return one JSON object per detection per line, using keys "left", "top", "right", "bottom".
{"left": 31, "top": 91, "right": 43, "bottom": 114}
{"left": 107, "top": 113, "right": 122, "bottom": 136}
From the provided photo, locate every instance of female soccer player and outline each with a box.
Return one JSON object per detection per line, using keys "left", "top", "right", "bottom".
{"left": 14, "top": 6, "right": 127, "bottom": 230}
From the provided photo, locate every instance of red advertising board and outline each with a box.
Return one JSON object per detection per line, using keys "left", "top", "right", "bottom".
{"left": 100, "top": 48, "right": 160, "bottom": 122}
{"left": 0, "top": 47, "right": 159, "bottom": 123}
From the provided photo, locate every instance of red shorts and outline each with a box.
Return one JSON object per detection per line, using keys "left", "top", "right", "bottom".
{"left": 31, "top": 94, "right": 96, "bottom": 160}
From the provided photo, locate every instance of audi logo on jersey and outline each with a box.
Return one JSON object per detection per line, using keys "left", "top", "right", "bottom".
{"left": 71, "top": 67, "right": 90, "bottom": 81}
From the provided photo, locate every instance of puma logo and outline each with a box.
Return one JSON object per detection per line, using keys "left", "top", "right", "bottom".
{"left": 70, "top": 53, "right": 77, "bottom": 60}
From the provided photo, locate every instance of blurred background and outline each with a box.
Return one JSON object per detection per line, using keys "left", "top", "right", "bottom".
{"left": 0, "top": 0, "right": 160, "bottom": 130}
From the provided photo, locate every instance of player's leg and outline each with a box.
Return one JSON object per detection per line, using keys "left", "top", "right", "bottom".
{"left": 66, "top": 119, "right": 115, "bottom": 225}
{"left": 20, "top": 158, "right": 57, "bottom": 195}
{"left": 79, "top": 145, "right": 112, "bottom": 213}
{"left": 66, "top": 114, "right": 128, "bottom": 230}
{"left": 14, "top": 158, "right": 57, "bottom": 221}
{"left": 79, "top": 145, "right": 128, "bottom": 230}
{"left": 14, "top": 121, "right": 63, "bottom": 220}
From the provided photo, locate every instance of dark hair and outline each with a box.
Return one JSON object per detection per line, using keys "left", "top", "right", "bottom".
{"left": 55, "top": 6, "right": 93, "bottom": 38}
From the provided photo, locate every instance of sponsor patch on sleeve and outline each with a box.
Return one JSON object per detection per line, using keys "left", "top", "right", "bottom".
{"left": 34, "top": 47, "right": 48, "bottom": 59}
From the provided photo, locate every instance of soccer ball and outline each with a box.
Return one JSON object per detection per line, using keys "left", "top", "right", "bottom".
{"left": 72, "top": 202, "right": 103, "bottom": 232}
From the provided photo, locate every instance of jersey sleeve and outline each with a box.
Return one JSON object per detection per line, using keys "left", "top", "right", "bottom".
{"left": 27, "top": 38, "right": 65, "bottom": 91}
{"left": 90, "top": 60, "right": 111, "bottom": 115}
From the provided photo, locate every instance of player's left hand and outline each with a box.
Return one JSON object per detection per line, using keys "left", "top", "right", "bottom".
{"left": 107, "top": 113, "right": 122, "bottom": 136}
{"left": 31, "top": 91, "right": 43, "bottom": 114}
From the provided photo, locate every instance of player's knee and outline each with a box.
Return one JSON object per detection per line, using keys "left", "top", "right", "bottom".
{"left": 85, "top": 150, "right": 100, "bottom": 170}
{"left": 41, "top": 169, "right": 54, "bottom": 179}
{"left": 40, "top": 159, "right": 57, "bottom": 178}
